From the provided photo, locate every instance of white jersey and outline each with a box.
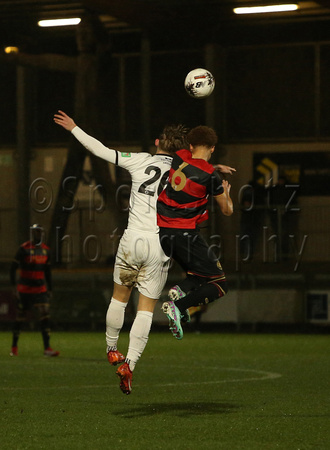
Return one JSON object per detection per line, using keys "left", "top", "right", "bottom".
{"left": 115, "top": 152, "right": 173, "bottom": 233}
{"left": 72, "top": 126, "right": 173, "bottom": 233}
{"left": 71, "top": 126, "right": 172, "bottom": 297}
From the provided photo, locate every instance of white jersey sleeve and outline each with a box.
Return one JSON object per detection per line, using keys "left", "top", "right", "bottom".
{"left": 71, "top": 126, "right": 117, "bottom": 164}
{"left": 71, "top": 126, "right": 172, "bottom": 233}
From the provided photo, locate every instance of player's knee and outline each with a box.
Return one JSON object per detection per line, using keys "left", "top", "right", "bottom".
{"left": 40, "top": 315, "right": 50, "bottom": 322}
{"left": 37, "top": 303, "right": 50, "bottom": 316}
{"left": 210, "top": 279, "right": 228, "bottom": 298}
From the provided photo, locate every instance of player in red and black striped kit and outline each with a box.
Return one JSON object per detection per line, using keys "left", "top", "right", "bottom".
{"left": 157, "top": 126, "right": 234, "bottom": 339}
{"left": 9, "top": 224, "right": 59, "bottom": 356}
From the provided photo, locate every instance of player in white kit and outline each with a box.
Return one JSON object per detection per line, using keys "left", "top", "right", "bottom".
{"left": 54, "top": 110, "right": 188, "bottom": 394}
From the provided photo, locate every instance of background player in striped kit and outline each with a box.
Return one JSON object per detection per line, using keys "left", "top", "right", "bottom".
{"left": 10, "top": 224, "right": 59, "bottom": 357}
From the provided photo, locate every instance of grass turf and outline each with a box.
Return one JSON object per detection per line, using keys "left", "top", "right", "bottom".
{"left": 0, "top": 331, "right": 329, "bottom": 449}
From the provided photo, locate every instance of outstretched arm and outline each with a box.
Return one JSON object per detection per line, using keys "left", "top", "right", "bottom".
{"left": 53, "top": 110, "right": 76, "bottom": 131}
{"left": 214, "top": 180, "right": 233, "bottom": 216}
{"left": 213, "top": 164, "right": 236, "bottom": 175}
{"left": 53, "top": 110, "right": 117, "bottom": 164}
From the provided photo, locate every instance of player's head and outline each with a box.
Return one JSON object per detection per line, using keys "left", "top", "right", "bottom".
{"left": 156, "top": 124, "right": 189, "bottom": 155}
{"left": 187, "top": 125, "right": 218, "bottom": 149}
{"left": 30, "top": 224, "right": 44, "bottom": 246}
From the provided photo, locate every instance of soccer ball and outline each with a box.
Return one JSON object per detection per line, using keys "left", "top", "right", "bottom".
{"left": 184, "top": 68, "right": 215, "bottom": 98}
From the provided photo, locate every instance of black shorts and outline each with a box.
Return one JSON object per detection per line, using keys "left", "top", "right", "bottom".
{"left": 159, "top": 228, "right": 225, "bottom": 279}
{"left": 17, "top": 292, "right": 49, "bottom": 311}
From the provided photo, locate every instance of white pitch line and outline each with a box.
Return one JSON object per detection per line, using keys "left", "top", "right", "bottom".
{"left": 154, "top": 368, "right": 282, "bottom": 387}
{"left": 0, "top": 367, "right": 281, "bottom": 391}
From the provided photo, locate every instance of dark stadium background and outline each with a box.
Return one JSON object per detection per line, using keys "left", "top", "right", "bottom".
{"left": 0, "top": 1, "right": 329, "bottom": 331}
{"left": 0, "top": 4, "right": 329, "bottom": 449}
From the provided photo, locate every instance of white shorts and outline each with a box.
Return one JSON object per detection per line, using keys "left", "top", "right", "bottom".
{"left": 113, "top": 229, "right": 170, "bottom": 299}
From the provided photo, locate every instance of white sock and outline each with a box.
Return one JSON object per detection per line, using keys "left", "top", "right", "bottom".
{"left": 126, "top": 310, "right": 153, "bottom": 372}
{"left": 105, "top": 298, "right": 127, "bottom": 351}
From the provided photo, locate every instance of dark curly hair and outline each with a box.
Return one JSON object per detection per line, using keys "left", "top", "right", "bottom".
{"left": 158, "top": 124, "right": 189, "bottom": 155}
{"left": 187, "top": 125, "right": 218, "bottom": 149}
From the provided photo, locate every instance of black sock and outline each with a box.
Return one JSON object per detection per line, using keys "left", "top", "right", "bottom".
{"left": 176, "top": 275, "right": 203, "bottom": 294}
{"left": 175, "top": 282, "right": 226, "bottom": 312}
{"left": 12, "top": 324, "right": 21, "bottom": 347}
{"left": 41, "top": 319, "right": 51, "bottom": 349}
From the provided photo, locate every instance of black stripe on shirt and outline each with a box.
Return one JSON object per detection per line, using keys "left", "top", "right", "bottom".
{"left": 157, "top": 202, "right": 205, "bottom": 219}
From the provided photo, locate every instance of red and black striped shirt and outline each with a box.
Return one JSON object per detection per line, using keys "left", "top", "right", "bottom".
{"left": 157, "top": 149, "right": 224, "bottom": 229}
{"left": 13, "top": 241, "right": 51, "bottom": 294}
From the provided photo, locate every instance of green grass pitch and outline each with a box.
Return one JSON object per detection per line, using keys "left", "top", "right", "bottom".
{"left": 1, "top": 330, "right": 329, "bottom": 449}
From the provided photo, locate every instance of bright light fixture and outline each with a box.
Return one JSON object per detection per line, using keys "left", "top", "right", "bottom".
{"left": 38, "top": 18, "right": 81, "bottom": 27}
{"left": 4, "top": 46, "right": 19, "bottom": 54}
{"left": 234, "top": 4, "right": 299, "bottom": 14}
